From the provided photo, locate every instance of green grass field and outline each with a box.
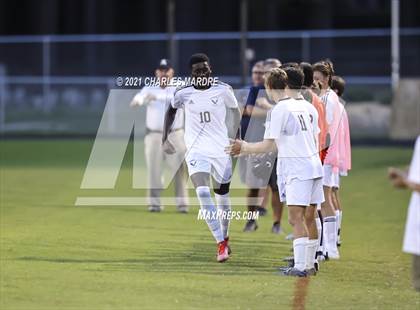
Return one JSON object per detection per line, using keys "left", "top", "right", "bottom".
{"left": 1, "top": 140, "right": 419, "bottom": 309}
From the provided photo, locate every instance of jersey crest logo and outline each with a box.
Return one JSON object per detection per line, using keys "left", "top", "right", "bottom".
{"left": 211, "top": 97, "right": 219, "bottom": 105}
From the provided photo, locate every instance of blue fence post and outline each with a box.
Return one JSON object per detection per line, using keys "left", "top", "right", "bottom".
{"left": 42, "top": 36, "right": 51, "bottom": 113}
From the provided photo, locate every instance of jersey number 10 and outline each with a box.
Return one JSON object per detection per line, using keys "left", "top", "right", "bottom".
{"left": 199, "top": 111, "right": 211, "bottom": 123}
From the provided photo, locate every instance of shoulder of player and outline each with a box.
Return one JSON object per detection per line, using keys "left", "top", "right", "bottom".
{"left": 214, "top": 81, "right": 234, "bottom": 92}
{"left": 174, "top": 84, "right": 194, "bottom": 96}
{"left": 322, "top": 89, "right": 339, "bottom": 104}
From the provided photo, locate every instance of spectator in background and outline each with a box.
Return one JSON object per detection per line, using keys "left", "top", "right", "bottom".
{"left": 388, "top": 136, "right": 420, "bottom": 292}
{"left": 131, "top": 59, "right": 188, "bottom": 213}
{"left": 239, "top": 58, "right": 284, "bottom": 233}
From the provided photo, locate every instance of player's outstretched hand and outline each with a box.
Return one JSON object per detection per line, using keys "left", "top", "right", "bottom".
{"left": 225, "top": 139, "right": 243, "bottom": 157}
{"left": 388, "top": 167, "right": 407, "bottom": 189}
{"left": 162, "top": 140, "right": 176, "bottom": 154}
{"left": 130, "top": 99, "right": 140, "bottom": 107}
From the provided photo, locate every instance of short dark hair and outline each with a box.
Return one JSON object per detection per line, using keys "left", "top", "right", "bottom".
{"left": 283, "top": 66, "right": 304, "bottom": 89}
{"left": 332, "top": 75, "right": 346, "bottom": 97}
{"left": 189, "top": 53, "right": 210, "bottom": 68}
{"left": 300, "top": 62, "right": 314, "bottom": 87}
{"left": 265, "top": 68, "right": 288, "bottom": 90}
{"left": 281, "top": 62, "right": 299, "bottom": 68}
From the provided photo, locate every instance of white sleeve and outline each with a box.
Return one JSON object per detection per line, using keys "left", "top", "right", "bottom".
{"left": 324, "top": 95, "right": 335, "bottom": 125}
{"left": 223, "top": 86, "right": 239, "bottom": 108}
{"left": 171, "top": 90, "right": 184, "bottom": 109}
{"left": 408, "top": 136, "right": 420, "bottom": 184}
{"left": 310, "top": 105, "right": 320, "bottom": 136}
{"left": 132, "top": 87, "right": 148, "bottom": 105}
{"left": 264, "top": 107, "right": 286, "bottom": 139}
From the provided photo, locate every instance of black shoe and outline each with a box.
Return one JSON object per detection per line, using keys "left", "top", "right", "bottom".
{"left": 316, "top": 251, "right": 328, "bottom": 262}
{"left": 256, "top": 207, "right": 267, "bottom": 216}
{"left": 243, "top": 220, "right": 258, "bottom": 232}
{"left": 271, "top": 222, "right": 282, "bottom": 234}
{"left": 148, "top": 205, "right": 163, "bottom": 212}
{"left": 279, "top": 267, "right": 307, "bottom": 277}
{"left": 305, "top": 268, "right": 317, "bottom": 276}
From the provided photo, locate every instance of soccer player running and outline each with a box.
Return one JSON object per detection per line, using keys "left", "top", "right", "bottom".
{"left": 313, "top": 60, "right": 343, "bottom": 259}
{"left": 227, "top": 68, "right": 324, "bottom": 277}
{"left": 162, "top": 53, "right": 241, "bottom": 263}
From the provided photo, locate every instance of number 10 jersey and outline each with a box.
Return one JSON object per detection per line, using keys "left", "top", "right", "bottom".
{"left": 171, "top": 83, "right": 238, "bottom": 157}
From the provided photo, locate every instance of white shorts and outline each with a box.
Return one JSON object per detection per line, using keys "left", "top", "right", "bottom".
{"left": 279, "top": 177, "right": 325, "bottom": 206}
{"left": 185, "top": 152, "right": 232, "bottom": 184}
{"left": 323, "top": 164, "right": 340, "bottom": 188}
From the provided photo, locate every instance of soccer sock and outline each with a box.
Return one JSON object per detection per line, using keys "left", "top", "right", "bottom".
{"left": 305, "top": 239, "right": 318, "bottom": 270}
{"left": 196, "top": 186, "right": 224, "bottom": 243}
{"left": 315, "top": 217, "right": 322, "bottom": 251}
{"left": 336, "top": 210, "right": 342, "bottom": 241}
{"left": 324, "top": 216, "right": 338, "bottom": 255}
{"left": 293, "top": 237, "right": 308, "bottom": 271}
{"left": 215, "top": 193, "right": 231, "bottom": 240}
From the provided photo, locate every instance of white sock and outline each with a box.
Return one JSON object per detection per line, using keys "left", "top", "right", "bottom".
{"left": 324, "top": 216, "right": 339, "bottom": 256}
{"left": 315, "top": 217, "right": 322, "bottom": 252}
{"left": 293, "top": 237, "right": 308, "bottom": 271}
{"left": 215, "top": 193, "right": 231, "bottom": 240}
{"left": 196, "top": 186, "right": 224, "bottom": 243}
{"left": 305, "top": 239, "right": 318, "bottom": 269}
{"left": 337, "top": 210, "right": 342, "bottom": 241}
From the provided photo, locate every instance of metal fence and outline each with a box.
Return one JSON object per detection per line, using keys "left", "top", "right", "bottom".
{"left": 0, "top": 28, "right": 419, "bottom": 135}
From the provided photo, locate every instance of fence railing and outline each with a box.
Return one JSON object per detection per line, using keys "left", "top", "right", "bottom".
{"left": 0, "top": 28, "right": 419, "bottom": 135}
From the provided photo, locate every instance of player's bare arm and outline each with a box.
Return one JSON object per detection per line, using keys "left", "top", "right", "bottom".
{"left": 162, "top": 105, "right": 177, "bottom": 154}
{"left": 225, "top": 138, "right": 277, "bottom": 156}
{"left": 228, "top": 106, "right": 242, "bottom": 139}
{"left": 388, "top": 167, "right": 420, "bottom": 192}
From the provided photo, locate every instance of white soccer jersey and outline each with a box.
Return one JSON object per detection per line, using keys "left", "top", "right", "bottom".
{"left": 403, "top": 136, "right": 420, "bottom": 255}
{"left": 321, "top": 88, "right": 340, "bottom": 125}
{"left": 133, "top": 86, "right": 183, "bottom": 131}
{"left": 264, "top": 97, "right": 323, "bottom": 182}
{"left": 171, "top": 82, "right": 238, "bottom": 157}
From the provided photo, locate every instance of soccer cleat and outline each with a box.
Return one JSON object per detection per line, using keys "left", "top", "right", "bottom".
{"left": 217, "top": 241, "right": 229, "bottom": 262}
{"left": 224, "top": 237, "right": 232, "bottom": 255}
{"left": 328, "top": 251, "right": 340, "bottom": 260}
{"left": 337, "top": 230, "right": 342, "bottom": 247}
{"left": 314, "top": 259, "right": 320, "bottom": 272}
{"left": 279, "top": 267, "right": 307, "bottom": 277}
{"left": 148, "top": 205, "right": 163, "bottom": 212}
{"left": 176, "top": 205, "right": 189, "bottom": 214}
{"left": 256, "top": 206, "right": 267, "bottom": 216}
{"left": 317, "top": 252, "right": 329, "bottom": 261}
{"left": 243, "top": 220, "right": 258, "bottom": 232}
{"left": 271, "top": 222, "right": 282, "bottom": 234}
{"left": 305, "top": 268, "right": 317, "bottom": 276}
